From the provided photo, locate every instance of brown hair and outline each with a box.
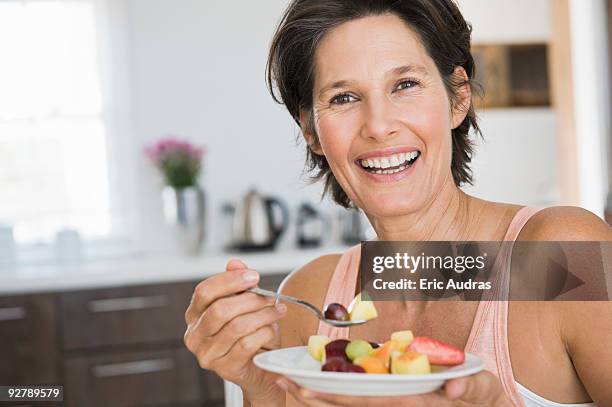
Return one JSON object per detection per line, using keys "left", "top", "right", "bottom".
{"left": 266, "top": 0, "right": 481, "bottom": 208}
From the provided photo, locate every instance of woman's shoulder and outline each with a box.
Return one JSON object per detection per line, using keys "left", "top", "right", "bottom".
{"left": 519, "top": 205, "right": 611, "bottom": 241}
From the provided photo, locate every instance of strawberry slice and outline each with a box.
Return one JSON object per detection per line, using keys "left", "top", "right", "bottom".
{"left": 406, "top": 336, "right": 465, "bottom": 366}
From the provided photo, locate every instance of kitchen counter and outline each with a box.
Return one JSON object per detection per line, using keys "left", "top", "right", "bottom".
{"left": 0, "top": 246, "right": 350, "bottom": 295}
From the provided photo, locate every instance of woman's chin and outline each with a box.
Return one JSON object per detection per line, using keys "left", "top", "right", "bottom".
{"left": 360, "top": 194, "right": 423, "bottom": 218}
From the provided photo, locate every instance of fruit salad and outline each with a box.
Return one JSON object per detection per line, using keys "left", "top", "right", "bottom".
{"left": 307, "top": 330, "right": 465, "bottom": 374}
{"left": 324, "top": 292, "right": 379, "bottom": 322}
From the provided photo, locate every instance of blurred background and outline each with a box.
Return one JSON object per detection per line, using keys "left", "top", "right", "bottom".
{"left": 0, "top": 0, "right": 610, "bottom": 406}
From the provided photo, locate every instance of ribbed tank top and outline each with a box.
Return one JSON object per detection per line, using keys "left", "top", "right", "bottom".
{"left": 316, "top": 206, "right": 542, "bottom": 406}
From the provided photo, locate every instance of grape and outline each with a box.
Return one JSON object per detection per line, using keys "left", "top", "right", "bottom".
{"left": 345, "top": 340, "right": 373, "bottom": 361}
{"left": 324, "top": 303, "right": 349, "bottom": 321}
{"left": 344, "top": 363, "right": 366, "bottom": 373}
{"left": 325, "top": 339, "right": 350, "bottom": 361}
{"left": 322, "top": 356, "right": 348, "bottom": 372}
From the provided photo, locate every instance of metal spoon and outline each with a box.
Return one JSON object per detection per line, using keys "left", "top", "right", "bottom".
{"left": 248, "top": 287, "right": 367, "bottom": 327}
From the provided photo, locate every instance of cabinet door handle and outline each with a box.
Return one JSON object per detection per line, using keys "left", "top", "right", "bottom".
{"left": 0, "top": 306, "right": 27, "bottom": 321}
{"left": 87, "top": 295, "right": 169, "bottom": 313}
{"left": 92, "top": 358, "right": 175, "bottom": 378}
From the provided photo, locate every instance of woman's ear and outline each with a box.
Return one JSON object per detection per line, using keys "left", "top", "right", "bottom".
{"left": 450, "top": 66, "right": 472, "bottom": 130}
{"left": 299, "top": 108, "right": 324, "bottom": 155}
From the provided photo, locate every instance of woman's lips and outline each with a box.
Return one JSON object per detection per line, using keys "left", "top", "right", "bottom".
{"left": 355, "top": 152, "right": 421, "bottom": 183}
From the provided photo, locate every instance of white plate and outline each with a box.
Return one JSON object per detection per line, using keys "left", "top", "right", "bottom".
{"left": 254, "top": 346, "right": 484, "bottom": 396}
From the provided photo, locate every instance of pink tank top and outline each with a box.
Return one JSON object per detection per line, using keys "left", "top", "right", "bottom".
{"left": 316, "top": 206, "right": 542, "bottom": 407}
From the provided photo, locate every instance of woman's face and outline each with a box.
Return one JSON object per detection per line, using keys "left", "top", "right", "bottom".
{"left": 310, "top": 14, "right": 467, "bottom": 217}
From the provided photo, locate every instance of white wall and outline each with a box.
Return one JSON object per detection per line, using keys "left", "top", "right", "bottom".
{"left": 124, "top": 0, "right": 334, "bottom": 252}
{"left": 121, "top": 0, "right": 561, "bottom": 253}
{"left": 463, "top": 109, "right": 558, "bottom": 206}
{"left": 457, "top": 0, "right": 551, "bottom": 43}
{"left": 457, "top": 0, "right": 560, "bottom": 207}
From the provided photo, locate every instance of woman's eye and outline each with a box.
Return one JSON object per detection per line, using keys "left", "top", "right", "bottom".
{"left": 330, "top": 93, "right": 356, "bottom": 105}
{"left": 395, "top": 80, "right": 419, "bottom": 91}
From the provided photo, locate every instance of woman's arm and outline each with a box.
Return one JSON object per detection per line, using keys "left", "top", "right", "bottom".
{"left": 562, "top": 301, "right": 612, "bottom": 404}
{"left": 523, "top": 206, "right": 612, "bottom": 404}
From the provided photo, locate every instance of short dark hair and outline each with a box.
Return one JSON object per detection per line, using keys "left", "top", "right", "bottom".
{"left": 266, "top": 0, "right": 481, "bottom": 208}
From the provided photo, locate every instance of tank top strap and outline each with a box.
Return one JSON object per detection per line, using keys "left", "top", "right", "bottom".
{"left": 465, "top": 206, "right": 544, "bottom": 407}
{"left": 316, "top": 244, "right": 362, "bottom": 339}
{"left": 502, "top": 206, "right": 543, "bottom": 241}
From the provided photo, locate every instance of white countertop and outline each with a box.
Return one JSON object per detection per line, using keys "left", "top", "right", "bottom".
{"left": 0, "top": 246, "right": 349, "bottom": 295}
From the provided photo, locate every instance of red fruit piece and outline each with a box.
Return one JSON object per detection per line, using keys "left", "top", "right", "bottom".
{"left": 322, "top": 356, "right": 348, "bottom": 372}
{"left": 325, "top": 339, "right": 350, "bottom": 362}
{"left": 407, "top": 336, "right": 465, "bottom": 366}
{"left": 324, "top": 303, "right": 350, "bottom": 321}
{"left": 344, "top": 363, "right": 366, "bottom": 373}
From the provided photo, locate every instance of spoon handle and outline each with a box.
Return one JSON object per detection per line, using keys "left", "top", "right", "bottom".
{"left": 248, "top": 287, "right": 324, "bottom": 320}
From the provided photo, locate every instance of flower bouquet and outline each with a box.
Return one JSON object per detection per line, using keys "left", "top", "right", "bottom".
{"left": 144, "top": 137, "right": 204, "bottom": 188}
{"left": 144, "top": 136, "right": 206, "bottom": 254}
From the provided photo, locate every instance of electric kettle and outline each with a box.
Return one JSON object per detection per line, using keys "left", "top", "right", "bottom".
{"left": 227, "top": 189, "right": 289, "bottom": 251}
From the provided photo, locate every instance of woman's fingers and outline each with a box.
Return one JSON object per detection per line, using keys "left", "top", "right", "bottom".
{"left": 185, "top": 267, "right": 259, "bottom": 323}
{"left": 190, "top": 303, "right": 285, "bottom": 371}
{"left": 198, "top": 292, "right": 275, "bottom": 336}
{"left": 445, "top": 371, "right": 508, "bottom": 405}
{"left": 202, "top": 303, "right": 286, "bottom": 359}
{"left": 226, "top": 258, "right": 248, "bottom": 272}
{"left": 276, "top": 372, "right": 510, "bottom": 407}
{"left": 214, "top": 324, "right": 279, "bottom": 383}
{"left": 278, "top": 378, "right": 338, "bottom": 407}
{"left": 277, "top": 378, "right": 450, "bottom": 407}
{"left": 184, "top": 291, "right": 273, "bottom": 357}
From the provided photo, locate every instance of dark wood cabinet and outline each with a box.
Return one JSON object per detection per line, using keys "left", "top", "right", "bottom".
{"left": 60, "top": 283, "right": 191, "bottom": 350}
{"left": 0, "top": 273, "right": 288, "bottom": 406}
{"left": 64, "top": 347, "right": 200, "bottom": 407}
{"left": 0, "top": 294, "right": 59, "bottom": 385}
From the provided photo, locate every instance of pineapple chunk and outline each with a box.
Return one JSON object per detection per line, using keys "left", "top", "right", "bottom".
{"left": 307, "top": 335, "right": 331, "bottom": 362}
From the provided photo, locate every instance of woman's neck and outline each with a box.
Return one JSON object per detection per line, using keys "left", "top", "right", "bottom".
{"left": 367, "top": 177, "right": 484, "bottom": 241}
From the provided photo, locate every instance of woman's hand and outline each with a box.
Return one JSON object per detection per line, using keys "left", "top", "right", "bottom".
{"left": 277, "top": 370, "right": 514, "bottom": 407}
{"left": 184, "top": 259, "right": 287, "bottom": 405}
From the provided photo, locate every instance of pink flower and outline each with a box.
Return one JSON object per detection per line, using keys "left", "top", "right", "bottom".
{"left": 143, "top": 136, "right": 206, "bottom": 187}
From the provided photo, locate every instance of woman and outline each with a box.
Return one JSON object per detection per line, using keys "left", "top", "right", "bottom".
{"left": 184, "top": 1, "right": 612, "bottom": 405}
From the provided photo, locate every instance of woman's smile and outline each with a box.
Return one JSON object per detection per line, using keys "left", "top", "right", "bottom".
{"left": 354, "top": 147, "right": 422, "bottom": 183}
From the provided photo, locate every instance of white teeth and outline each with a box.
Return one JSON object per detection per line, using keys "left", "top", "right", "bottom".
{"left": 359, "top": 151, "right": 420, "bottom": 170}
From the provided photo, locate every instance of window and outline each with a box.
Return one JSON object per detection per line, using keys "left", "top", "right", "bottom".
{"left": 0, "top": 0, "right": 115, "bottom": 245}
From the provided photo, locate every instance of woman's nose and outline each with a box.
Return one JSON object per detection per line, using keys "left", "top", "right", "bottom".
{"left": 359, "top": 95, "right": 400, "bottom": 141}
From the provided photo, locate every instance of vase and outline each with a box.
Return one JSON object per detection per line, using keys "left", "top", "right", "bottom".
{"left": 162, "top": 185, "right": 205, "bottom": 255}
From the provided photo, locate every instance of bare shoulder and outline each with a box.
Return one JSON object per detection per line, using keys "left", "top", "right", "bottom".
{"left": 277, "top": 254, "right": 342, "bottom": 347}
{"left": 519, "top": 206, "right": 612, "bottom": 241}
{"left": 516, "top": 207, "right": 612, "bottom": 402}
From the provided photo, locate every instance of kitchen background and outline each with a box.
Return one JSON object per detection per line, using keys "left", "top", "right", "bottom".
{"left": 0, "top": 0, "right": 610, "bottom": 406}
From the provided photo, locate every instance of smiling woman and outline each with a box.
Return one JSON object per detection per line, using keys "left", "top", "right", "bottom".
{"left": 266, "top": 0, "right": 480, "bottom": 210}
{"left": 183, "top": 1, "right": 612, "bottom": 406}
